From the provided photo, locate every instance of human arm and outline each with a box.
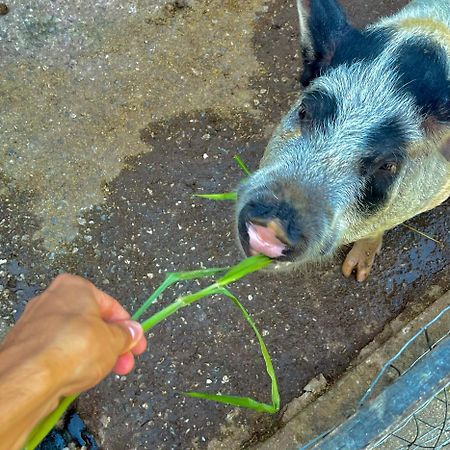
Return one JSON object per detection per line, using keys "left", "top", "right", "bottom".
{"left": 0, "top": 274, "right": 147, "bottom": 450}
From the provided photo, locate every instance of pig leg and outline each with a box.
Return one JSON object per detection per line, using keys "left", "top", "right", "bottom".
{"left": 342, "top": 234, "right": 383, "bottom": 282}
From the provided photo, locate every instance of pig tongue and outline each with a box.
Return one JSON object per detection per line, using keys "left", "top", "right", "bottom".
{"left": 247, "top": 223, "right": 286, "bottom": 258}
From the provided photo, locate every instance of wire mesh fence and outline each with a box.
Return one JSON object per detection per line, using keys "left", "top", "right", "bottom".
{"left": 373, "top": 388, "right": 450, "bottom": 449}
{"left": 302, "top": 305, "right": 450, "bottom": 450}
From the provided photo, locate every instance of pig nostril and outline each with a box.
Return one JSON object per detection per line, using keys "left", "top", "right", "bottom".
{"left": 244, "top": 202, "right": 277, "bottom": 221}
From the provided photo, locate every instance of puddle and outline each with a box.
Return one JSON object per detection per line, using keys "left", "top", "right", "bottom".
{"left": 384, "top": 215, "right": 449, "bottom": 306}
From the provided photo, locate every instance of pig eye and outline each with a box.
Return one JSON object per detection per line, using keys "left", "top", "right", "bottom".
{"left": 379, "top": 162, "right": 398, "bottom": 174}
{"left": 298, "top": 104, "right": 308, "bottom": 121}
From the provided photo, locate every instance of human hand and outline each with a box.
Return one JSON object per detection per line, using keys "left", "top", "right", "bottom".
{"left": 0, "top": 274, "right": 147, "bottom": 397}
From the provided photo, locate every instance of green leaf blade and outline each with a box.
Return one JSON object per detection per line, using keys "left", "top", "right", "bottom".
{"left": 173, "top": 267, "right": 227, "bottom": 281}
{"left": 194, "top": 192, "right": 237, "bottom": 201}
{"left": 183, "top": 392, "right": 276, "bottom": 414}
{"left": 182, "top": 284, "right": 280, "bottom": 415}
{"left": 233, "top": 155, "right": 252, "bottom": 177}
{"left": 217, "top": 255, "right": 271, "bottom": 287}
{"left": 218, "top": 287, "right": 280, "bottom": 412}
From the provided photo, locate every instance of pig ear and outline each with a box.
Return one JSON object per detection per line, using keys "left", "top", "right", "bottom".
{"left": 297, "top": 0, "right": 352, "bottom": 86}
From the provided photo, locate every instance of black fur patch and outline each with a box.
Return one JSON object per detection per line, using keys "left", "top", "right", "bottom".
{"left": 307, "top": 0, "right": 349, "bottom": 55}
{"left": 302, "top": 29, "right": 389, "bottom": 86}
{"left": 301, "top": 0, "right": 389, "bottom": 86}
{"left": 299, "top": 91, "right": 339, "bottom": 130}
{"left": 359, "top": 119, "right": 408, "bottom": 211}
{"left": 395, "top": 38, "right": 450, "bottom": 122}
{"left": 332, "top": 29, "right": 389, "bottom": 67}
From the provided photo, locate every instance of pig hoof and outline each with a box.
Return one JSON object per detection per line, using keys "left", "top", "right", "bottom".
{"left": 342, "top": 235, "right": 383, "bottom": 282}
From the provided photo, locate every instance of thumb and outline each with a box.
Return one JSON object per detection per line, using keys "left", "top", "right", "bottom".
{"left": 107, "top": 320, "right": 144, "bottom": 355}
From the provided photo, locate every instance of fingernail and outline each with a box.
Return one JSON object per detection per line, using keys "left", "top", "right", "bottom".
{"left": 126, "top": 321, "right": 142, "bottom": 342}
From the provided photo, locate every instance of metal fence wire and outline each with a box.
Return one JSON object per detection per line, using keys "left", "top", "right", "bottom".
{"left": 302, "top": 305, "right": 450, "bottom": 450}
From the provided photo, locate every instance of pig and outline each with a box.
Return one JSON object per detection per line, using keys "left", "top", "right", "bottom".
{"left": 236, "top": 0, "right": 450, "bottom": 281}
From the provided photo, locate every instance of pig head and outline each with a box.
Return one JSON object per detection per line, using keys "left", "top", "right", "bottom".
{"left": 236, "top": 0, "right": 450, "bottom": 281}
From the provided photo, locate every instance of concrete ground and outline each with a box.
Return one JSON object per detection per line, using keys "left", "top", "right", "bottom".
{"left": 0, "top": 0, "right": 448, "bottom": 449}
{"left": 255, "top": 291, "right": 450, "bottom": 450}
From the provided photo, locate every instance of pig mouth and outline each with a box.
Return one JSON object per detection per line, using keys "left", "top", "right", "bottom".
{"left": 247, "top": 223, "right": 287, "bottom": 258}
{"left": 240, "top": 222, "right": 298, "bottom": 261}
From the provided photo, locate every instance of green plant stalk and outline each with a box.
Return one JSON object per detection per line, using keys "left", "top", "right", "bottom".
{"left": 132, "top": 267, "right": 227, "bottom": 321}
{"left": 23, "top": 395, "right": 77, "bottom": 450}
{"left": 141, "top": 285, "right": 216, "bottom": 332}
{"left": 140, "top": 253, "right": 272, "bottom": 331}
{"left": 24, "top": 256, "right": 272, "bottom": 449}
{"left": 217, "top": 255, "right": 271, "bottom": 286}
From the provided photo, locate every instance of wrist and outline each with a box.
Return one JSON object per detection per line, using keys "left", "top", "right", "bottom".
{"left": 0, "top": 343, "right": 64, "bottom": 450}
{"left": 0, "top": 340, "right": 65, "bottom": 402}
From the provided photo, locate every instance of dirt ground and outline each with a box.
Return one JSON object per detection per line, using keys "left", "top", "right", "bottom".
{"left": 0, "top": 0, "right": 449, "bottom": 449}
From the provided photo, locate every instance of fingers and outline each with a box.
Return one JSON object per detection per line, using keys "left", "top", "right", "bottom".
{"left": 37, "top": 273, "right": 133, "bottom": 324}
{"left": 95, "top": 289, "right": 131, "bottom": 322}
{"left": 113, "top": 352, "right": 135, "bottom": 376}
{"left": 39, "top": 274, "right": 148, "bottom": 379}
{"left": 107, "top": 320, "right": 147, "bottom": 376}
{"left": 44, "top": 274, "right": 130, "bottom": 322}
{"left": 131, "top": 336, "right": 147, "bottom": 356}
{"left": 94, "top": 288, "right": 148, "bottom": 357}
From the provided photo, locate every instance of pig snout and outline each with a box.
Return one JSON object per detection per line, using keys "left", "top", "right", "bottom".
{"left": 237, "top": 200, "right": 303, "bottom": 260}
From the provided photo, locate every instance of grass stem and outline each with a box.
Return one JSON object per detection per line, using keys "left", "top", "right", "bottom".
{"left": 24, "top": 255, "right": 275, "bottom": 449}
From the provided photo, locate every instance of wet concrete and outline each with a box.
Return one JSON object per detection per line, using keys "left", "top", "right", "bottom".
{"left": 0, "top": 0, "right": 448, "bottom": 449}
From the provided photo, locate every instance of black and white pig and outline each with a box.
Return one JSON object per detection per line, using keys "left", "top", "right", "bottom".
{"left": 237, "top": 0, "right": 450, "bottom": 281}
